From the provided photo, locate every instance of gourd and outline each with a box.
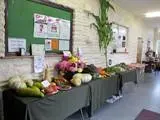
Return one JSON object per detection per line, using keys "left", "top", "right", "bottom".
{"left": 71, "top": 73, "right": 92, "bottom": 86}
{"left": 33, "top": 82, "right": 43, "bottom": 90}
{"left": 71, "top": 78, "right": 81, "bottom": 86}
{"left": 81, "top": 74, "right": 92, "bottom": 83}
{"left": 71, "top": 73, "right": 82, "bottom": 86}
{"left": 17, "top": 86, "right": 44, "bottom": 97}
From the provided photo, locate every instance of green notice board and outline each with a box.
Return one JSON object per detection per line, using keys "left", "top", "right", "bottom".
{"left": 7, "top": 0, "right": 73, "bottom": 54}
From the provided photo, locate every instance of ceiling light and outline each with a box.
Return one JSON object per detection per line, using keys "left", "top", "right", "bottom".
{"left": 145, "top": 11, "right": 160, "bottom": 18}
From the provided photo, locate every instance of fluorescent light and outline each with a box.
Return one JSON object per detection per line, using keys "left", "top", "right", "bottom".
{"left": 145, "top": 11, "right": 160, "bottom": 18}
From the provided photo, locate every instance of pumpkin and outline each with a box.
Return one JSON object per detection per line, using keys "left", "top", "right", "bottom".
{"left": 81, "top": 74, "right": 92, "bottom": 83}
{"left": 71, "top": 73, "right": 92, "bottom": 86}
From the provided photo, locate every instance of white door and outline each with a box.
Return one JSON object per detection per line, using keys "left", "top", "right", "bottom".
{"left": 156, "top": 40, "right": 160, "bottom": 57}
{"left": 137, "top": 37, "right": 143, "bottom": 63}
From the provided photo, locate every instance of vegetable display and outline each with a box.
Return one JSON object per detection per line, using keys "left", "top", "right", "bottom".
{"left": 6, "top": 49, "right": 138, "bottom": 98}
{"left": 104, "top": 63, "right": 134, "bottom": 74}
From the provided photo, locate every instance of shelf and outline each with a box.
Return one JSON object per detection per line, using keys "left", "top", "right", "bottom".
{"left": 111, "top": 52, "right": 128, "bottom": 54}
{"left": 1, "top": 54, "right": 62, "bottom": 59}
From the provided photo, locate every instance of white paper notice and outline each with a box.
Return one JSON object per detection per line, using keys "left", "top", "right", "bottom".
{"left": 63, "top": 51, "right": 71, "bottom": 57}
{"left": 34, "top": 13, "right": 47, "bottom": 23}
{"left": 34, "top": 56, "right": 45, "bottom": 73}
{"left": 59, "top": 40, "right": 69, "bottom": 50}
{"left": 34, "top": 23, "right": 48, "bottom": 38}
{"left": 47, "top": 17, "right": 60, "bottom": 38}
{"left": 32, "top": 44, "right": 45, "bottom": 56}
{"left": 41, "top": 80, "right": 50, "bottom": 88}
{"left": 8, "top": 38, "right": 26, "bottom": 52}
{"left": 34, "top": 13, "right": 71, "bottom": 39}
{"left": 59, "top": 19, "right": 71, "bottom": 39}
{"left": 34, "top": 13, "right": 48, "bottom": 38}
{"left": 45, "top": 39, "right": 52, "bottom": 51}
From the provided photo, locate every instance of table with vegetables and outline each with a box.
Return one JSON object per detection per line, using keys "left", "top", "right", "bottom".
{"left": 3, "top": 54, "right": 140, "bottom": 120}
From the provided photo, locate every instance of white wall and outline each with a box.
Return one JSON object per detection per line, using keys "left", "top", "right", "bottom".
{"left": 0, "top": 0, "right": 154, "bottom": 83}
{"left": 108, "top": 3, "right": 154, "bottom": 65}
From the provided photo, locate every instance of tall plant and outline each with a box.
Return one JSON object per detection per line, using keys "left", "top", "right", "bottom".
{"left": 90, "top": 0, "right": 114, "bottom": 66}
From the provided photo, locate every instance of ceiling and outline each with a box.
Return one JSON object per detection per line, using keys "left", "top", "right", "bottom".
{"left": 114, "top": 0, "right": 160, "bottom": 28}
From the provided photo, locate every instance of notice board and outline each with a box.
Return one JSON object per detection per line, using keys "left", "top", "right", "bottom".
{"left": 5, "top": 0, "right": 73, "bottom": 55}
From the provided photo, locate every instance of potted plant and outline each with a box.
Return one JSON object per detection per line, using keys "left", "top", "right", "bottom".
{"left": 90, "top": 0, "right": 115, "bottom": 66}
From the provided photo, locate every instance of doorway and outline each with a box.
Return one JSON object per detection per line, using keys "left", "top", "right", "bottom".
{"left": 137, "top": 37, "right": 143, "bottom": 63}
{"left": 156, "top": 40, "right": 160, "bottom": 57}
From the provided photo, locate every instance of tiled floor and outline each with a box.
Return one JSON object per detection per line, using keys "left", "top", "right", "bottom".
{"left": 66, "top": 73, "right": 160, "bottom": 120}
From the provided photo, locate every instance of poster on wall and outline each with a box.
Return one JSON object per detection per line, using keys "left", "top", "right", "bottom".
{"left": 111, "top": 23, "right": 128, "bottom": 52}
{"left": 45, "top": 39, "right": 52, "bottom": 51}
{"left": 45, "top": 39, "right": 60, "bottom": 51}
{"left": 34, "top": 23, "right": 48, "bottom": 38}
{"left": 34, "top": 56, "right": 45, "bottom": 73}
{"left": 31, "top": 44, "right": 45, "bottom": 56}
{"left": 111, "top": 24, "right": 118, "bottom": 49}
{"left": 51, "top": 39, "right": 59, "bottom": 50}
{"left": 8, "top": 38, "right": 26, "bottom": 52}
{"left": 59, "top": 19, "right": 71, "bottom": 39}
{"left": 47, "top": 17, "right": 60, "bottom": 38}
{"left": 34, "top": 14, "right": 48, "bottom": 38}
{"left": 59, "top": 40, "right": 70, "bottom": 50}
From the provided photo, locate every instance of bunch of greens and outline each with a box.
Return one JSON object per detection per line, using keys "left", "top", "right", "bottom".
{"left": 104, "top": 66, "right": 121, "bottom": 74}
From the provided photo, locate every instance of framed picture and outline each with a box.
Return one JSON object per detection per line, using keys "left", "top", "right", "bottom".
{"left": 111, "top": 23, "right": 129, "bottom": 53}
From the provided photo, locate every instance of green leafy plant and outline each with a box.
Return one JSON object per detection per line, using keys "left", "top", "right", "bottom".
{"left": 90, "top": 0, "right": 115, "bottom": 66}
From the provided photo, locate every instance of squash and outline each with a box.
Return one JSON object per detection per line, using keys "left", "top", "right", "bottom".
{"left": 71, "top": 78, "right": 81, "bottom": 86}
{"left": 17, "top": 86, "right": 44, "bottom": 97}
{"left": 71, "top": 73, "right": 92, "bottom": 86}
{"left": 33, "top": 82, "right": 43, "bottom": 90}
{"left": 81, "top": 74, "right": 92, "bottom": 83}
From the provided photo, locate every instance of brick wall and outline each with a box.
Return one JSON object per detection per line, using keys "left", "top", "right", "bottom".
{"left": 0, "top": 0, "right": 154, "bottom": 83}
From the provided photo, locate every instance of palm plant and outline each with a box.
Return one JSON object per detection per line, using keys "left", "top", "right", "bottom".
{"left": 90, "top": 0, "right": 115, "bottom": 66}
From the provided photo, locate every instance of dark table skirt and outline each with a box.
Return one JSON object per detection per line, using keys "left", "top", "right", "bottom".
{"left": 118, "top": 69, "right": 137, "bottom": 93}
{"left": 88, "top": 75, "right": 119, "bottom": 116}
{"left": 3, "top": 84, "right": 90, "bottom": 120}
{"left": 3, "top": 71, "right": 137, "bottom": 119}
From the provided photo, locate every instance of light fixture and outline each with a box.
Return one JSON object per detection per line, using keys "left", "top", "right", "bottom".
{"left": 145, "top": 11, "right": 160, "bottom": 18}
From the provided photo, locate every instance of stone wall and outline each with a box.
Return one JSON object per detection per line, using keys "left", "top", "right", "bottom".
{"left": 0, "top": 0, "right": 154, "bottom": 83}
